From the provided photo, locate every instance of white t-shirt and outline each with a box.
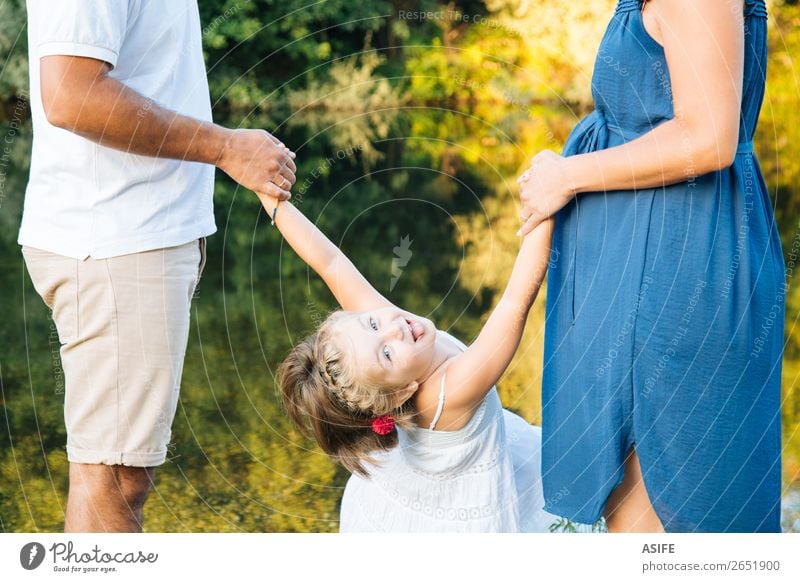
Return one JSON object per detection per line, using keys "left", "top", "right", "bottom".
{"left": 19, "top": 0, "right": 217, "bottom": 259}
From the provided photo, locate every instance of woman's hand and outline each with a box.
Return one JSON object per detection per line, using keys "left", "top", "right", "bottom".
{"left": 516, "top": 150, "right": 576, "bottom": 236}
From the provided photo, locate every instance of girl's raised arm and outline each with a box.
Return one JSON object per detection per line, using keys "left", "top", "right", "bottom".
{"left": 441, "top": 219, "right": 554, "bottom": 416}
{"left": 258, "top": 194, "right": 393, "bottom": 313}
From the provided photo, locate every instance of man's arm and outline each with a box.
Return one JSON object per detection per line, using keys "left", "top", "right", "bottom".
{"left": 40, "top": 55, "right": 297, "bottom": 200}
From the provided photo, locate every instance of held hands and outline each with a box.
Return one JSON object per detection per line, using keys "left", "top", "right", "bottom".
{"left": 516, "top": 150, "right": 576, "bottom": 236}
{"left": 216, "top": 128, "right": 297, "bottom": 200}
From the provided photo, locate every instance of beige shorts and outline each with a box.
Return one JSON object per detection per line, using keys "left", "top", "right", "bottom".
{"left": 22, "top": 239, "right": 206, "bottom": 467}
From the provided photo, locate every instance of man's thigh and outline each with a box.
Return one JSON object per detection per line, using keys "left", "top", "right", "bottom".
{"left": 22, "top": 239, "right": 206, "bottom": 467}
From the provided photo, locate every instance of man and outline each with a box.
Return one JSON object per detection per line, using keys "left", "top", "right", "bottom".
{"left": 19, "top": 0, "right": 295, "bottom": 532}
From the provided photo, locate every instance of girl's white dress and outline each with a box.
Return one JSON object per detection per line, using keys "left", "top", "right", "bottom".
{"left": 339, "top": 330, "right": 564, "bottom": 532}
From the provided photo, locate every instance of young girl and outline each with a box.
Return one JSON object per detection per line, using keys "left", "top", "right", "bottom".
{"left": 258, "top": 191, "right": 560, "bottom": 532}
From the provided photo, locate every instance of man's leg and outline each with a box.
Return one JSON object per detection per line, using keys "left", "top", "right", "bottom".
{"left": 65, "top": 464, "right": 156, "bottom": 533}
{"left": 23, "top": 239, "right": 205, "bottom": 533}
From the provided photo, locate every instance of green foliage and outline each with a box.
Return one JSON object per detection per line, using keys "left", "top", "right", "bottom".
{"left": 0, "top": 0, "right": 798, "bottom": 532}
{"left": 549, "top": 517, "right": 607, "bottom": 533}
{"left": 0, "top": 0, "right": 28, "bottom": 98}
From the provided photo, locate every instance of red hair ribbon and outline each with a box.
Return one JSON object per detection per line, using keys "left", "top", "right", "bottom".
{"left": 371, "top": 415, "right": 395, "bottom": 435}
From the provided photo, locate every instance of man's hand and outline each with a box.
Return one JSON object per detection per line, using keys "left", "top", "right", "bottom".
{"left": 216, "top": 129, "right": 297, "bottom": 200}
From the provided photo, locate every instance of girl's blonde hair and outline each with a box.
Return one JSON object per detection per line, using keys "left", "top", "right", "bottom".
{"left": 277, "top": 310, "right": 415, "bottom": 475}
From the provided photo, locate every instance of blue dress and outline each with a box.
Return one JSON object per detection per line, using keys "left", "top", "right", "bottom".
{"left": 542, "top": 0, "right": 784, "bottom": 532}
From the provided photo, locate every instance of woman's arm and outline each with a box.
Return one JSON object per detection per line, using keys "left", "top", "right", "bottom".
{"left": 518, "top": 0, "right": 744, "bottom": 235}
{"left": 439, "top": 218, "right": 554, "bottom": 413}
{"left": 257, "top": 194, "right": 392, "bottom": 312}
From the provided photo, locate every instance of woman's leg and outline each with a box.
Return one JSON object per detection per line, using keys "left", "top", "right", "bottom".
{"left": 604, "top": 447, "right": 664, "bottom": 532}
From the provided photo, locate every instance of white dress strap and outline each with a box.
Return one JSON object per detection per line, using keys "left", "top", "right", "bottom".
{"left": 428, "top": 371, "right": 447, "bottom": 431}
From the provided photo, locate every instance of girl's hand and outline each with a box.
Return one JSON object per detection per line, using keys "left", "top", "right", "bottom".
{"left": 516, "top": 150, "right": 577, "bottom": 236}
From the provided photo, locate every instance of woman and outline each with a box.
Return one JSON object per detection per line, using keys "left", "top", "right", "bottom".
{"left": 518, "top": 0, "right": 783, "bottom": 532}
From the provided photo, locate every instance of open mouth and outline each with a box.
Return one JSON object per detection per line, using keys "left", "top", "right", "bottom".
{"left": 406, "top": 318, "right": 425, "bottom": 342}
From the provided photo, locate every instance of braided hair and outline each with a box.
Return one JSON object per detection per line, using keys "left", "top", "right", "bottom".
{"left": 277, "top": 310, "right": 416, "bottom": 475}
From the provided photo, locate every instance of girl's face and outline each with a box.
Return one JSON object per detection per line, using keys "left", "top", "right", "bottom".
{"left": 333, "top": 306, "right": 437, "bottom": 403}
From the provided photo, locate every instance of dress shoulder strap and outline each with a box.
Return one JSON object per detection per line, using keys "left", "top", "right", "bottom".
{"left": 427, "top": 331, "right": 467, "bottom": 431}
{"left": 428, "top": 371, "right": 447, "bottom": 431}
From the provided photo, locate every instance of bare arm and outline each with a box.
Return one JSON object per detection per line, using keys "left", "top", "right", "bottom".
{"left": 40, "top": 55, "right": 297, "bottom": 199}
{"left": 518, "top": 0, "right": 744, "bottom": 235}
{"left": 570, "top": 0, "right": 744, "bottom": 189}
{"left": 257, "top": 194, "right": 392, "bottom": 313}
{"left": 441, "top": 218, "right": 554, "bottom": 413}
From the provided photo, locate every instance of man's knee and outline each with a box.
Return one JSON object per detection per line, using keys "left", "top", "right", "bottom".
{"left": 117, "top": 466, "right": 156, "bottom": 509}
{"left": 69, "top": 463, "right": 156, "bottom": 509}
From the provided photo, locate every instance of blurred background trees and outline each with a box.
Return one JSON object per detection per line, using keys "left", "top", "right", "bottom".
{"left": 0, "top": 0, "right": 798, "bottom": 531}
